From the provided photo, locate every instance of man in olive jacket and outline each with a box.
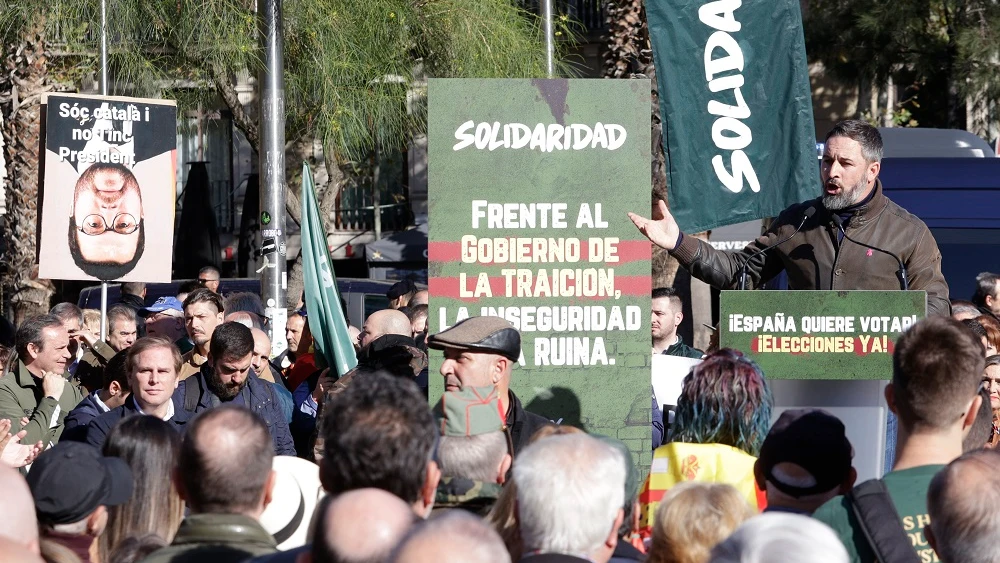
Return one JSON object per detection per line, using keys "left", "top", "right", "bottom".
{"left": 628, "top": 120, "right": 950, "bottom": 317}
{"left": 141, "top": 405, "right": 278, "bottom": 563}
{"left": 0, "top": 315, "right": 84, "bottom": 447}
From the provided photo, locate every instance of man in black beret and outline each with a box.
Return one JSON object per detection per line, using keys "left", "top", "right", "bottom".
{"left": 427, "top": 316, "right": 549, "bottom": 456}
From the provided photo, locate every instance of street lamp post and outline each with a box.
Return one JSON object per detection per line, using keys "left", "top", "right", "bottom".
{"left": 259, "top": 0, "right": 288, "bottom": 355}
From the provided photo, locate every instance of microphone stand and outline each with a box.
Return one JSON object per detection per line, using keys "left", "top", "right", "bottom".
{"left": 738, "top": 207, "right": 816, "bottom": 290}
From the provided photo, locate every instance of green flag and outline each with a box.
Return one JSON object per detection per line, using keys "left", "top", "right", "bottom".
{"left": 647, "top": 0, "right": 819, "bottom": 233}
{"left": 300, "top": 163, "right": 357, "bottom": 377}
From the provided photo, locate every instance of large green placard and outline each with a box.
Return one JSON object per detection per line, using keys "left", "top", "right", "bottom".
{"left": 720, "top": 290, "right": 927, "bottom": 379}
{"left": 427, "top": 79, "right": 653, "bottom": 465}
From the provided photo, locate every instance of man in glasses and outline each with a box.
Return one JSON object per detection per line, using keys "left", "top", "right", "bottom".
{"left": 67, "top": 163, "right": 145, "bottom": 280}
{"left": 197, "top": 266, "right": 221, "bottom": 294}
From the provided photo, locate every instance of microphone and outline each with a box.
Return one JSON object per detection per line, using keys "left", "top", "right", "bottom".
{"left": 830, "top": 214, "right": 908, "bottom": 290}
{"left": 738, "top": 206, "right": 816, "bottom": 290}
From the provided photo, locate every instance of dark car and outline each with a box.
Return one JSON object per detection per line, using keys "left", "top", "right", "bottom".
{"left": 78, "top": 278, "right": 399, "bottom": 327}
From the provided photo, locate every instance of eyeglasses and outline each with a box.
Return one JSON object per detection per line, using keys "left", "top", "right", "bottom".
{"left": 77, "top": 213, "right": 139, "bottom": 236}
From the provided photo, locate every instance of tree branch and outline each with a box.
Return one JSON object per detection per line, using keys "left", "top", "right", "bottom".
{"left": 208, "top": 62, "right": 259, "bottom": 150}
{"left": 207, "top": 62, "right": 304, "bottom": 226}
{"left": 285, "top": 182, "right": 301, "bottom": 227}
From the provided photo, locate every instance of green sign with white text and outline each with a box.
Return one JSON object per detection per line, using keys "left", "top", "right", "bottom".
{"left": 427, "top": 79, "right": 653, "bottom": 464}
{"left": 646, "top": 0, "right": 819, "bottom": 233}
{"left": 720, "top": 290, "right": 927, "bottom": 380}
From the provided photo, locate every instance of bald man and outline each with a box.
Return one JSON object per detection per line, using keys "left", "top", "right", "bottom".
{"left": 410, "top": 290, "right": 429, "bottom": 307}
{"left": 226, "top": 311, "right": 264, "bottom": 332}
{"left": 250, "top": 328, "right": 277, "bottom": 384}
{"left": 927, "top": 448, "right": 1000, "bottom": 563}
{"left": 0, "top": 465, "right": 40, "bottom": 555}
{"left": 389, "top": 511, "right": 511, "bottom": 563}
{"left": 144, "top": 405, "right": 279, "bottom": 563}
{"left": 358, "top": 309, "right": 413, "bottom": 350}
{"left": 312, "top": 488, "right": 417, "bottom": 563}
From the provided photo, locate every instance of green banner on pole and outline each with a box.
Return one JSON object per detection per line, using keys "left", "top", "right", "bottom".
{"left": 301, "top": 163, "right": 358, "bottom": 378}
{"left": 646, "top": 0, "right": 819, "bottom": 233}
{"left": 428, "top": 78, "right": 653, "bottom": 465}
{"left": 720, "top": 290, "right": 927, "bottom": 379}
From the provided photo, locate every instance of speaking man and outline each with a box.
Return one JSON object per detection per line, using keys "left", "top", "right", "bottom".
{"left": 628, "top": 120, "right": 950, "bottom": 316}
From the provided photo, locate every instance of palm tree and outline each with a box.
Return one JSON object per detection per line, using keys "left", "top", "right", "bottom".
{"left": 0, "top": 16, "right": 54, "bottom": 322}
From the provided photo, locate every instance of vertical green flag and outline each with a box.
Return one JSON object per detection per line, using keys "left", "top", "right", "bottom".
{"left": 646, "top": 0, "right": 819, "bottom": 233}
{"left": 301, "top": 163, "right": 357, "bottom": 377}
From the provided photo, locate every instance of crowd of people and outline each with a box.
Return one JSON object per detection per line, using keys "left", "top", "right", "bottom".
{"left": 0, "top": 265, "right": 997, "bottom": 563}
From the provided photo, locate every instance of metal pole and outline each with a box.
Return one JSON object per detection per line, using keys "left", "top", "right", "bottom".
{"left": 100, "top": 0, "right": 109, "bottom": 94}
{"left": 542, "top": 0, "right": 555, "bottom": 78}
{"left": 99, "top": 0, "right": 109, "bottom": 341}
{"left": 259, "top": 0, "right": 288, "bottom": 356}
{"left": 372, "top": 148, "right": 381, "bottom": 241}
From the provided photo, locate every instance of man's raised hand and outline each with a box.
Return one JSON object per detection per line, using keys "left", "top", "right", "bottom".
{"left": 628, "top": 199, "right": 681, "bottom": 250}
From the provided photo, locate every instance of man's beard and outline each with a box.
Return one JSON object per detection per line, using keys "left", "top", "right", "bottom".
{"left": 206, "top": 372, "right": 246, "bottom": 400}
{"left": 822, "top": 174, "right": 869, "bottom": 211}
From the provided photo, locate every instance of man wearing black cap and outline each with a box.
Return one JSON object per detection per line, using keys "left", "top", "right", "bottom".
{"left": 388, "top": 280, "right": 418, "bottom": 309}
{"left": 427, "top": 316, "right": 549, "bottom": 456}
{"left": 754, "top": 409, "right": 857, "bottom": 515}
{"left": 26, "top": 441, "right": 133, "bottom": 563}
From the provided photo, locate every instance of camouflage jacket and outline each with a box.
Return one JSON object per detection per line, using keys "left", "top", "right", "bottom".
{"left": 432, "top": 476, "right": 502, "bottom": 517}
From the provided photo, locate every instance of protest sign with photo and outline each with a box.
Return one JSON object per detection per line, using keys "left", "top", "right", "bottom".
{"left": 428, "top": 78, "right": 653, "bottom": 464}
{"left": 38, "top": 93, "right": 177, "bottom": 282}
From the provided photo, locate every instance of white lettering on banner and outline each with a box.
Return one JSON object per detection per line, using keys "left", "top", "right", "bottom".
{"left": 709, "top": 240, "right": 751, "bottom": 250}
{"left": 453, "top": 121, "right": 627, "bottom": 152}
{"left": 699, "top": 0, "right": 761, "bottom": 194}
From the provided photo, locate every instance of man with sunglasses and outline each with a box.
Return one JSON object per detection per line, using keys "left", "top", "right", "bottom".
{"left": 197, "top": 266, "right": 221, "bottom": 294}
{"left": 67, "top": 163, "right": 145, "bottom": 280}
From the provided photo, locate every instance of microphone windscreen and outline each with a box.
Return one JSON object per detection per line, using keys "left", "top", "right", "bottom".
{"left": 803, "top": 206, "right": 817, "bottom": 220}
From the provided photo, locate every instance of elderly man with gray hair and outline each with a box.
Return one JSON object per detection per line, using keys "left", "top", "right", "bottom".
{"left": 925, "top": 448, "right": 1000, "bottom": 563}
{"left": 709, "top": 513, "right": 848, "bottom": 563}
{"left": 431, "top": 386, "right": 511, "bottom": 516}
{"left": 514, "top": 433, "right": 626, "bottom": 563}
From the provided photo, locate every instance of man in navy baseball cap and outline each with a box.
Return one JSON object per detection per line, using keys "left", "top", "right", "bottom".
{"left": 27, "top": 441, "right": 133, "bottom": 562}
